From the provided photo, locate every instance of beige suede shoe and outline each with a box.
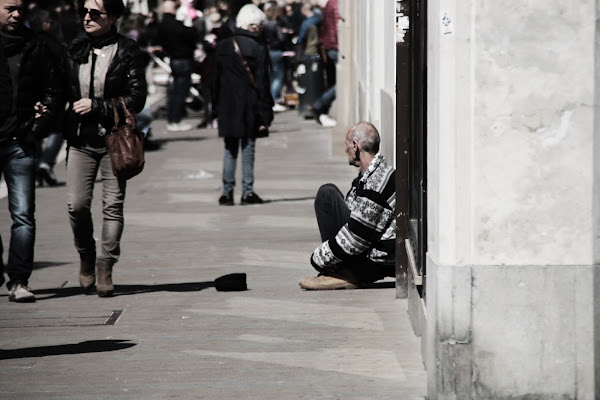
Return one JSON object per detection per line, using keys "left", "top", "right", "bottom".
{"left": 299, "top": 275, "right": 359, "bottom": 290}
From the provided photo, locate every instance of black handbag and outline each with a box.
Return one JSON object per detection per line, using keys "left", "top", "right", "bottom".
{"left": 105, "top": 97, "right": 145, "bottom": 180}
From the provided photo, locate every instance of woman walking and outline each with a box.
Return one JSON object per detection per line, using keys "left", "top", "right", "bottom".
{"left": 213, "top": 4, "right": 273, "bottom": 206}
{"left": 63, "top": 0, "right": 147, "bottom": 296}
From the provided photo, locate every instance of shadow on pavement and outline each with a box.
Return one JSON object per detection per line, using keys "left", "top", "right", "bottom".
{"left": 35, "top": 182, "right": 66, "bottom": 189}
{"left": 114, "top": 281, "right": 215, "bottom": 296}
{"left": 152, "top": 136, "right": 211, "bottom": 145}
{"left": 29, "top": 281, "right": 215, "bottom": 300}
{"left": 262, "top": 196, "right": 315, "bottom": 204}
{"left": 0, "top": 340, "right": 136, "bottom": 360}
{"left": 33, "top": 261, "right": 72, "bottom": 270}
{"left": 362, "top": 281, "right": 396, "bottom": 289}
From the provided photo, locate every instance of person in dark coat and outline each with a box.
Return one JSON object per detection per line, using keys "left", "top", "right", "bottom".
{"left": 0, "top": 0, "right": 64, "bottom": 302}
{"left": 0, "top": 41, "right": 10, "bottom": 122}
{"left": 63, "top": 0, "right": 147, "bottom": 297}
{"left": 212, "top": 3, "right": 273, "bottom": 206}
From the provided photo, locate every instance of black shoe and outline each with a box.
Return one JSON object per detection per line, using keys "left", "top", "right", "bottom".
{"left": 144, "top": 139, "right": 162, "bottom": 151}
{"left": 38, "top": 164, "right": 59, "bottom": 186}
{"left": 241, "top": 192, "right": 263, "bottom": 205}
{"left": 219, "top": 192, "right": 234, "bottom": 206}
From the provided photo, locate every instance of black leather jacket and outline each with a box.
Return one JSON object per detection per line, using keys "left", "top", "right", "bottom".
{"left": 63, "top": 33, "right": 147, "bottom": 143}
{"left": 0, "top": 26, "right": 64, "bottom": 146}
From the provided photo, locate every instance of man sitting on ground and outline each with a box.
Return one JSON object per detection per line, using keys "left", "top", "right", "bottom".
{"left": 300, "top": 122, "right": 396, "bottom": 290}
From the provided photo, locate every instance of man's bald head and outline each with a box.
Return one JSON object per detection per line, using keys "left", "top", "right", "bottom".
{"left": 348, "top": 121, "right": 380, "bottom": 155}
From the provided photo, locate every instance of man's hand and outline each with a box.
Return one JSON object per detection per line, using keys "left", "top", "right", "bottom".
{"left": 258, "top": 125, "right": 267, "bottom": 132}
{"left": 34, "top": 102, "right": 47, "bottom": 118}
{"left": 73, "top": 98, "right": 93, "bottom": 115}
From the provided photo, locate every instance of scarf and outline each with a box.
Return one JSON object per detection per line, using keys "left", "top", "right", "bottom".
{"left": 0, "top": 31, "right": 26, "bottom": 57}
{"left": 70, "top": 26, "right": 119, "bottom": 63}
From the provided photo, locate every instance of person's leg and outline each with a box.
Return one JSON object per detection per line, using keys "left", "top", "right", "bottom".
{"left": 222, "top": 137, "right": 239, "bottom": 195}
{"left": 314, "top": 84, "right": 336, "bottom": 115}
{"left": 314, "top": 183, "right": 350, "bottom": 242}
{"left": 3, "top": 143, "right": 36, "bottom": 290}
{"left": 66, "top": 146, "right": 100, "bottom": 261}
{"left": 240, "top": 137, "right": 255, "bottom": 195}
{"left": 95, "top": 150, "right": 126, "bottom": 297}
{"left": 0, "top": 148, "right": 5, "bottom": 287}
{"left": 136, "top": 105, "right": 153, "bottom": 136}
{"left": 168, "top": 59, "right": 193, "bottom": 124}
{"left": 0, "top": 235, "right": 4, "bottom": 288}
{"left": 269, "top": 50, "right": 285, "bottom": 103}
{"left": 39, "top": 132, "right": 63, "bottom": 168}
{"left": 344, "top": 258, "right": 393, "bottom": 284}
{"left": 98, "top": 150, "right": 126, "bottom": 266}
{"left": 324, "top": 49, "right": 338, "bottom": 88}
{"left": 37, "top": 132, "right": 63, "bottom": 186}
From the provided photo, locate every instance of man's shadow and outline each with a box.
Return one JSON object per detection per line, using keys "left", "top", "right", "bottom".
{"left": 0, "top": 339, "right": 136, "bottom": 360}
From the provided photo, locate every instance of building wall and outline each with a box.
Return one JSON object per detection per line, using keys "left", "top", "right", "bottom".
{"left": 425, "top": 0, "right": 598, "bottom": 398}
{"left": 336, "top": 0, "right": 396, "bottom": 164}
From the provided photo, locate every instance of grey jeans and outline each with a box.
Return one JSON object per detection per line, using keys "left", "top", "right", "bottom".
{"left": 66, "top": 145, "right": 126, "bottom": 265}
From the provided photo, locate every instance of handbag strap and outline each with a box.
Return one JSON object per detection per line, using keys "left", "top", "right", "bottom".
{"left": 231, "top": 37, "right": 257, "bottom": 89}
{"left": 111, "top": 97, "right": 134, "bottom": 127}
{"left": 111, "top": 97, "right": 120, "bottom": 126}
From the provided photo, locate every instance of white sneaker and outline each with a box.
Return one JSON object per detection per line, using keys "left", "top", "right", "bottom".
{"left": 9, "top": 284, "right": 36, "bottom": 303}
{"left": 319, "top": 114, "right": 337, "bottom": 127}
{"left": 272, "top": 103, "right": 287, "bottom": 112}
{"left": 167, "top": 122, "right": 193, "bottom": 132}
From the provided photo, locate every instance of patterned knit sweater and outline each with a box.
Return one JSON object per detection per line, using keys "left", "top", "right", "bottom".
{"left": 312, "top": 153, "right": 396, "bottom": 269}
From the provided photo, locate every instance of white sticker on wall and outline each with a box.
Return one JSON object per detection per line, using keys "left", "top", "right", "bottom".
{"left": 441, "top": 11, "right": 453, "bottom": 35}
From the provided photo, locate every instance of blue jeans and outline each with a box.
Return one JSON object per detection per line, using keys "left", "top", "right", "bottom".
{"left": 136, "top": 105, "right": 153, "bottom": 136}
{"left": 0, "top": 142, "right": 36, "bottom": 288}
{"left": 222, "top": 137, "right": 255, "bottom": 195}
{"left": 39, "top": 132, "right": 63, "bottom": 167}
{"left": 314, "top": 49, "right": 338, "bottom": 114}
{"left": 269, "top": 50, "right": 285, "bottom": 103}
{"left": 314, "top": 85, "right": 336, "bottom": 115}
{"left": 167, "top": 59, "right": 193, "bottom": 124}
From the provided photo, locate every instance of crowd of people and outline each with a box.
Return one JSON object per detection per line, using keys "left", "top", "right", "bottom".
{"left": 0, "top": 0, "right": 395, "bottom": 302}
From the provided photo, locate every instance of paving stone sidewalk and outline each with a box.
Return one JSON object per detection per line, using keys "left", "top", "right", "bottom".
{"left": 0, "top": 108, "right": 427, "bottom": 399}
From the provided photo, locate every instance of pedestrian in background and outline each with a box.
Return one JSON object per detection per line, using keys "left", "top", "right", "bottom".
{"left": 0, "top": 0, "right": 63, "bottom": 302}
{"left": 63, "top": 0, "right": 147, "bottom": 297}
{"left": 158, "top": 0, "right": 197, "bottom": 132}
{"left": 27, "top": 7, "right": 67, "bottom": 187}
{"left": 262, "top": 1, "right": 287, "bottom": 112}
{"left": 213, "top": 3, "right": 273, "bottom": 206}
{"left": 311, "top": 0, "right": 338, "bottom": 127}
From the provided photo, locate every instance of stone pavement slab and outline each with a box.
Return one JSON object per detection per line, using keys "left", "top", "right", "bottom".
{"left": 0, "top": 109, "right": 426, "bottom": 399}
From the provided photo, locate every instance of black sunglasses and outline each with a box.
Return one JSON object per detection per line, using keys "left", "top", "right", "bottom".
{"left": 78, "top": 7, "right": 108, "bottom": 21}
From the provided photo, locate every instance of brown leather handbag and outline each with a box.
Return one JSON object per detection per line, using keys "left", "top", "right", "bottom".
{"left": 105, "top": 97, "right": 145, "bottom": 180}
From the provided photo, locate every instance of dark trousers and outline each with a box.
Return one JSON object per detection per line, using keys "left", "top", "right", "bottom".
{"left": 167, "top": 58, "right": 193, "bottom": 124}
{"left": 0, "top": 142, "right": 36, "bottom": 288}
{"left": 314, "top": 183, "right": 391, "bottom": 283}
{"left": 314, "top": 183, "right": 349, "bottom": 242}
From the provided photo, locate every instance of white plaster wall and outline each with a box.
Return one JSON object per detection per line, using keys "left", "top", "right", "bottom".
{"left": 425, "top": 0, "right": 599, "bottom": 397}
{"left": 429, "top": 0, "right": 597, "bottom": 267}
{"left": 345, "top": 0, "right": 396, "bottom": 164}
{"left": 472, "top": 1, "right": 596, "bottom": 266}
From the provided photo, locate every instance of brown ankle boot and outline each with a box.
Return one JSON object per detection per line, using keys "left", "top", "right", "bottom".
{"left": 96, "top": 260, "right": 114, "bottom": 297}
{"left": 79, "top": 256, "right": 96, "bottom": 292}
